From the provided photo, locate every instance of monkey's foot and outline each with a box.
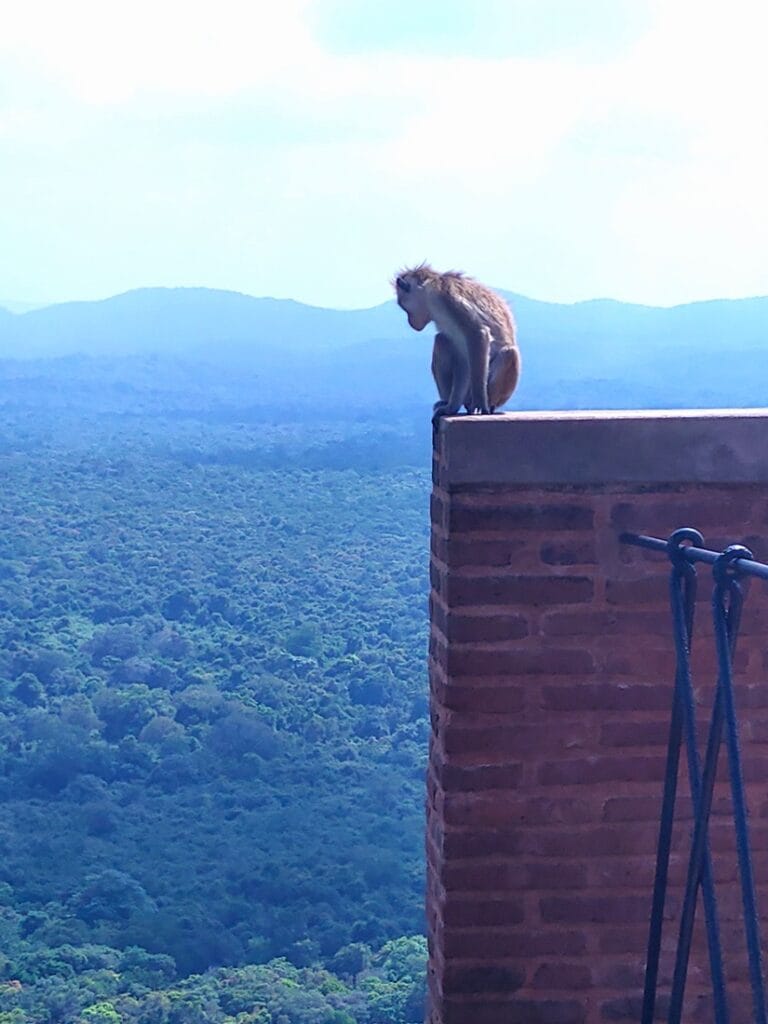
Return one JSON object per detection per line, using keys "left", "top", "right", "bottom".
{"left": 432, "top": 401, "right": 460, "bottom": 424}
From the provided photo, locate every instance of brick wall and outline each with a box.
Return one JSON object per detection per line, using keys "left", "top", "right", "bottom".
{"left": 427, "top": 411, "right": 768, "bottom": 1024}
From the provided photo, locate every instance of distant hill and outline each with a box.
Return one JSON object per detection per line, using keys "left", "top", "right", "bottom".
{"left": 0, "top": 288, "right": 403, "bottom": 360}
{"left": 0, "top": 301, "right": 43, "bottom": 314}
{"left": 1, "top": 285, "right": 767, "bottom": 409}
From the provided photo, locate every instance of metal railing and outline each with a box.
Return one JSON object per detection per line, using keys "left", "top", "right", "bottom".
{"left": 620, "top": 528, "right": 768, "bottom": 1024}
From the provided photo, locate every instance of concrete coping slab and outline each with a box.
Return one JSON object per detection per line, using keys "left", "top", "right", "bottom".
{"left": 435, "top": 409, "right": 768, "bottom": 486}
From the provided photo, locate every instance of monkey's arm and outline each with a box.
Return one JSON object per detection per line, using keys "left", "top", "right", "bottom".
{"left": 431, "top": 333, "right": 453, "bottom": 404}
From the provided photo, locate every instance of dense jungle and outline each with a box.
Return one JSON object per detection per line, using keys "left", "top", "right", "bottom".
{"left": 0, "top": 350, "right": 432, "bottom": 1024}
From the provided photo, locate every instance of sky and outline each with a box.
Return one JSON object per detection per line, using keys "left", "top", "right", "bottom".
{"left": 2, "top": 0, "right": 768, "bottom": 309}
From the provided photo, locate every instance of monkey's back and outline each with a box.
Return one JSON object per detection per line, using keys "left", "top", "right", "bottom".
{"left": 442, "top": 275, "right": 517, "bottom": 352}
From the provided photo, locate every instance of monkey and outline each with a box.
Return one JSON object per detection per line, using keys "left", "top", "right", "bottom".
{"left": 393, "top": 262, "right": 520, "bottom": 422}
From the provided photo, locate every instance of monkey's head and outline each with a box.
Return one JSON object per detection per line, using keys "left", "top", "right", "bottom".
{"left": 393, "top": 264, "right": 434, "bottom": 332}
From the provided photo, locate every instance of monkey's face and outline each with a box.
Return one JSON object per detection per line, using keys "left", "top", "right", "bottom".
{"left": 395, "top": 274, "right": 431, "bottom": 332}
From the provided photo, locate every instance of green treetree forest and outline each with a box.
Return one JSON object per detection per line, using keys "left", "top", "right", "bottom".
{"left": 0, "top": 355, "right": 433, "bottom": 1023}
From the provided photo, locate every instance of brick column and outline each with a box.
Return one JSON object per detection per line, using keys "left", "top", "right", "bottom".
{"left": 427, "top": 410, "right": 768, "bottom": 1024}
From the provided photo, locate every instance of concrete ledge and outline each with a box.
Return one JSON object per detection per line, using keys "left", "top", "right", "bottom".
{"left": 436, "top": 409, "right": 768, "bottom": 486}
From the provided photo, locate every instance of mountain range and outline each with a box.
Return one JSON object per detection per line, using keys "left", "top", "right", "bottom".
{"left": 1, "top": 286, "right": 767, "bottom": 409}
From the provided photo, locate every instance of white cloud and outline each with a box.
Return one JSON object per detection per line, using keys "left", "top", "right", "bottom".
{"left": 0, "top": 0, "right": 318, "bottom": 103}
{"left": 3, "top": 0, "right": 768, "bottom": 306}
{"left": 578, "top": 0, "right": 768, "bottom": 302}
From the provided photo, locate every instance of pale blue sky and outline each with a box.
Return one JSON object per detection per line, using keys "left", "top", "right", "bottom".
{"left": 2, "top": 0, "right": 768, "bottom": 309}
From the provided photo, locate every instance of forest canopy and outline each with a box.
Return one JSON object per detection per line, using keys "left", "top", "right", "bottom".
{"left": 0, "top": 355, "right": 432, "bottom": 1024}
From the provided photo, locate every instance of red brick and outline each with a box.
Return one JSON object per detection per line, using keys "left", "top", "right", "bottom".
{"left": 515, "top": 797, "right": 601, "bottom": 827}
{"left": 603, "top": 648, "right": 677, "bottom": 677}
{"left": 442, "top": 644, "right": 595, "bottom": 677}
{"left": 741, "top": 760, "right": 768, "bottom": 784}
{"left": 594, "top": 961, "right": 645, "bottom": 988}
{"left": 446, "top": 537, "right": 528, "bottom": 567}
{"left": 521, "top": 825, "right": 659, "bottom": 858}
{"left": 540, "top": 540, "right": 597, "bottom": 565}
{"left": 443, "top": 929, "right": 588, "bottom": 959}
{"left": 442, "top": 997, "right": 586, "bottom": 1024}
{"left": 443, "top": 830, "right": 523, "bottom": 859}
{"left": 447, "top": 574, "right": 594, "bottom": 608}
{"left": 444, "top": 792, "right": 534, "bottom": 829}
{"left": 537, "top": 756, "right": 665, "bottom": 786}
{"left": 600, "top": 994, "right": 655, "bottom": 1021}
{"left": 740, "top": 607, "right": 768, "bottom": 635}
{"left": 602, "top": 796, "right": 669, "bottom": 822}
{"left": 450, "top": 504, "right": 594, "bottom": 534}
{"left": 432, "top": 680, "right": 527, "bottom": 713}
{"left": 442, "top": 963, "right": 526, "bottom": 995}
{"left": 710, "top": 822, "right": 768, "bottom": 853}
{"left": 611, "top": 497, "right": 758, "bottom": 531}
{"left": 431, "top": 560, "right": 447, "bottom": 596}
{"left": 596, "top": 927, "right": 649, "bottom": 954}
{"left": 542, "top": 609, "right": 669, "bottom": 636}
{"left": 600, "top": 720, "right": 669, "bottom": 747}
{"left": 587, "top": 857, "right": 662, "bottom": 889}
{"left": 444, "top": 611, "right": 530, "bottom": 643}
{"left": 541, "top": 894, "right": 649, "bottom": 925}
{"left": 739, "top": 685, "right": 768, "bottom": 709}
{"left": 431, "top": 531, "right": 448, "bottom": 562}
{"left": 444, "top": 722, "right": 591, "bottom": 759}
{"left": 434, "top": 761, "right": 524, "bottom": 792}
{"left": 442, "top": 861, "right": 524, "bottom": 891}
{"left": 430, "top": 593, "right": 448, "bottom": 632}
{"left": 532, "top": 963, "right": 592, "bottom": 990}
{"left": 525, "top": 862, "right": 588, "bottom": 890}
{"left": 747, "top": 719, "right": 768, "bottom": 743}
{"left": 431, "top": 492, "right": 448, "bottom": 529}
{"left": 605, "top": 577, "right": 667, "bottom": 604}
{"left": 443, "top": 898, "right": 525, "bottom": 928}
{"left": 541, "top": 683, "right": 671, "bottom": 712}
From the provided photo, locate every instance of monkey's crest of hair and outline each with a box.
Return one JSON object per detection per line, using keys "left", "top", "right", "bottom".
{"left": 393, "top": 261, "right": 467, "bottom": 292}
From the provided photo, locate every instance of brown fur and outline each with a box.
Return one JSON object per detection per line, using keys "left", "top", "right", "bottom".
{"left": 393, "top": 263, "right": 520, "bottom": 421}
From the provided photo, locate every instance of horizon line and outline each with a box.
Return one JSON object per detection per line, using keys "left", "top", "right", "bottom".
{"left": 4, "top": 283, "right": 768, "bottom": 316}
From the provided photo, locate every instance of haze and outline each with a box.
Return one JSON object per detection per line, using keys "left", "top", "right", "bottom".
{"left": 3, "top": 0, "right": 768, "bottom": 310}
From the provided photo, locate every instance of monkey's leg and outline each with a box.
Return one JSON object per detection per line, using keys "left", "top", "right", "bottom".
{"left": 467, "top": 325, "right": 491, "bottom": 415}
{"left": 432, "top": 333, "right": 468, "bottom": 422}
{"left": 488, "top": 346, "right": 521, "bottom": 412}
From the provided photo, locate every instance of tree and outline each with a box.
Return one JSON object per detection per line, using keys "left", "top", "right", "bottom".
{"left": 160, "top": 591, "right": 197, "bottom": 622}
{"left": 80, "top": 1001, "right": 121, "bottom": 1024}
{"left": 208, "top": 710, "right": 279, "bottom": 760}
{"left": 89, "top": 626, "right": 143, "bottom": 666}
{"left": 71, "top": 870, "right": 156, "bottom": 925}
{"left": 94, "top": 687, "right": 171, "bottom": 742}
{"left": 284, "top": 624, "right": 322, "bottom": 659}
{"left": 326, "top": 944, "right": 371, "bottom": 986}
{"left": 375, "top": 935, "right": 426, "bottom": 984}
{"left": 118, "top": 947, "right": 176, "bottom": 990}
{"left": 11, "top": 674, "right": 44, "bottom": 708}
